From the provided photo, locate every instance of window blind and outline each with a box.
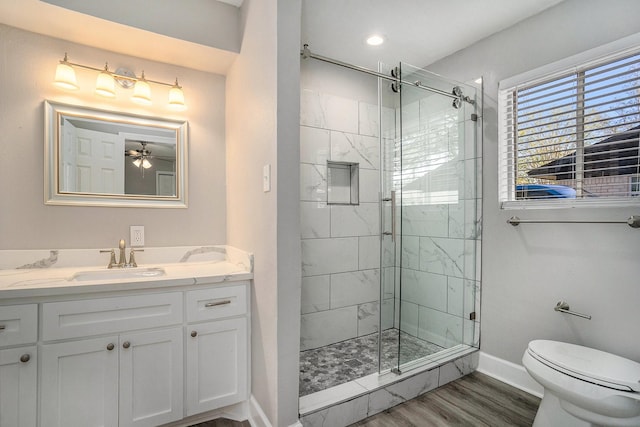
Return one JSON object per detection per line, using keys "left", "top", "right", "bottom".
{"left": 499, "top": 50, "right": 640, "bottom": 206}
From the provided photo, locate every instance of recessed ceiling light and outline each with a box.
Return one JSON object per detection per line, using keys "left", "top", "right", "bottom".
{"left": 366, "top": 35, "right": 384, "bottom": 46}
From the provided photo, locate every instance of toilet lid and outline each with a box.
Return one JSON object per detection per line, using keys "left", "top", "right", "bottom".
{"left": 528, "top": 340, "right": 640, "bottom": 392}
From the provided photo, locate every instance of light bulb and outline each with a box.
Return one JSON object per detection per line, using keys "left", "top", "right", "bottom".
{"left": 133, "top": 158, "right": 142, "bottom": 168}
{"left": 142, "top": 158, "right": 152, "bottom": 169}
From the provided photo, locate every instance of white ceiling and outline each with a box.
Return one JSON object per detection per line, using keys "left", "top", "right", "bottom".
{"left": 0, "top": 0, "right": 240, "bottom": 75}
{"left": 302, "top": 0, "right": 566, "bottom": 69}
{"left": 0, "top": 0, "right": 565, "bottom": 75}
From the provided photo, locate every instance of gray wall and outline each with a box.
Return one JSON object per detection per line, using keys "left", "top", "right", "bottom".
{"left": 427, "top": 0, "right": 640, "bottom": 364}
{"left": 0, "top": 24, "right": 226, "bottom": 249}
{"left": 226, "top": 0, "right": 302, "bottom": 425}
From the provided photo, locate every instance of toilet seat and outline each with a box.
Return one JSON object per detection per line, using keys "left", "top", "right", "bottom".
{"left": 527, "top": 340, "right": 640, "bottom": 392}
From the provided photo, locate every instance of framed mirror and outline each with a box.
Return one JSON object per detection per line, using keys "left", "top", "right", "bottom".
{"left": 44, "top": 101, "right": 188, "bottom": 208}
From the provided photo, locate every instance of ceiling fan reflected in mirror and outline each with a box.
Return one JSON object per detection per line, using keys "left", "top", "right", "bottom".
{"left": 126, "top": 141, "right": 154, "bottom": 171}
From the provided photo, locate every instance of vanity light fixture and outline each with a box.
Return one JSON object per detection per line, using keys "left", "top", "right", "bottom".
{"left": 53, "top": 53, "right": 186, "bottom": 109}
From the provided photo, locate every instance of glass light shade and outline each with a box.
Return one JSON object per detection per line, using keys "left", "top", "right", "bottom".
{"left": 54, "top": 62, "right": 79, "bottom": 90}
{"left": 95, "top": 71, "right": 116, "bottom": 97}
{"left": 142, "top": 158, "right": 152, "bottom": 169}
{"left": 132, "top": 79, "right": 152, "bottom": 105}
{"left": 168, "top": 85, "right": 186, "bottom": 109}
{"left": 132, "top": 158, "right": 142, "bottom": 168}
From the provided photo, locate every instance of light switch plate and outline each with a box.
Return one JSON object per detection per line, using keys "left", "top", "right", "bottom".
{"left": 130, "top": 225, "right": 145, "bottom": 247}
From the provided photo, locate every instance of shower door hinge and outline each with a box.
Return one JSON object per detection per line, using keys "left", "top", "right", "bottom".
{"left": 469, "top": 311, "right": 476, "bottom": 321}
{"left": 391, "top": 367, "right": 402, "bottom": 375}
{"left": 471, "top": 113, "right": 479, "bottom": 122}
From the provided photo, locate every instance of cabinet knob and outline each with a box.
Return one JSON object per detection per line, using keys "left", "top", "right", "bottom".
{"left": 20, "top": 354, "right": 30, "bottom": 363}
{"left": 123, "top": 341, "right": 131, "bottom": 349}
{"left": 191, "top": 331, "right": 198, "bottom": 338}
{"left": 107, "top": 343, "right": 115, "bottom": 351}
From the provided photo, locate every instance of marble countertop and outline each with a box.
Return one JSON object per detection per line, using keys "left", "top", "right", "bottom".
{"left": 0, "top": 261, "right": 253, "bottom": 299}
{"left": 0, "top": 245, "right": 253, "bottom": 299}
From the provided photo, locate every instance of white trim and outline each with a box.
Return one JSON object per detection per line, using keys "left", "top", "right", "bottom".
{"left": 248, "top": 395, "right": 273, "bottom": 427}
{"left": 477, "top": 351, "right": 543, "bottom": 398}
{"left": 499, "top": 31, "right": 640, "bottom": 90}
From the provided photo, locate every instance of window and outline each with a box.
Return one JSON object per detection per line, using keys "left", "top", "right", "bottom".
{"left": 632, "top": 176, "right": 640, "bottom": 196}
{"left": 499, "top": 44, "right": 640, "bottom": 207}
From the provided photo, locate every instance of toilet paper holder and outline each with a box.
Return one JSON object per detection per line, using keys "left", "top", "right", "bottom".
{"left": 554, "top": 301, "right": 592, "bottom": 320}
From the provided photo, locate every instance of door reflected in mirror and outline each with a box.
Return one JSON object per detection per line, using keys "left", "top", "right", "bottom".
{"left": 45, "top": 101, "right": 188, "bottom": 208}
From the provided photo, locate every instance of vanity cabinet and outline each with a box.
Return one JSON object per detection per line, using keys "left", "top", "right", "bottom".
{"left": 0, "top": 304, "right": 38, "bottom": 427}
{"left": 40, "top": 293, "right": 184, "bottom": 427}
{"left": 185, "top": 286, "right": 248, "bottom": 415}
{"left": 0, "top": 279, "right": 250, "bottom": 427}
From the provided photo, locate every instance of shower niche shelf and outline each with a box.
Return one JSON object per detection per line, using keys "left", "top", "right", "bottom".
{"left": 327, "top": 161, "right": 359, "bottom": 205}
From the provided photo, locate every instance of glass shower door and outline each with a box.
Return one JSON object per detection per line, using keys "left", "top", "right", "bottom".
{"left": 392, "top": 63, "right": 479, "bottom": 372}
{"left": 378, "top": 62, "right": 401, "bottom": 373}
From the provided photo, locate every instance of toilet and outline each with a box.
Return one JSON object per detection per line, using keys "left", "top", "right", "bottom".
{"left": 522, "top": 340, "right": 640, "bottom": 427}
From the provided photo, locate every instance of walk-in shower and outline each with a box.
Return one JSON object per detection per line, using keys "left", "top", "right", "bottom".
{"left": 299, "top": 46, "right": 481, "bottom": 400}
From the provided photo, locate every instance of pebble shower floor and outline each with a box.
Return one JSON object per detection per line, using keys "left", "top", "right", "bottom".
{"left": 299, "top": 329, "right": 443, "bottom": 396}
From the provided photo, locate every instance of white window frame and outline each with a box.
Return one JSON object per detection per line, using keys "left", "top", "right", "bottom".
{"left": 498, "top": 32, "right": 640, "bottom": 210}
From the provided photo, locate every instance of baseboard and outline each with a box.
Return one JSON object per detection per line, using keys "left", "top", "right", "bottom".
{"left": 477, "top": 351, "right": 543, "bottom": 398}
{"left": 247, "top": 395, "right": 303, "bottom": 427}
{"left": 248, "top": 395, "right": 272, "bottom": 427}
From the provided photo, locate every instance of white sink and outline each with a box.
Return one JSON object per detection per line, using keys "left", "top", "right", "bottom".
{"left": 70, "top": 267, "right": 166, "bottom": 282}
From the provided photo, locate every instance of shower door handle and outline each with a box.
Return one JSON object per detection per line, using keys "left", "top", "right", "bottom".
{"left": 391, "top": 190, "right": 396, "bottom": 242}
{"left": 383, "top": 191, "right": 397, "bottom": 241}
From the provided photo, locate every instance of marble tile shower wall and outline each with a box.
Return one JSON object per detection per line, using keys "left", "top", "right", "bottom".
{"left": 299, "top": 88, "right": 394, "bottom": 351}
{"left": 397, "top": 95, "right": 482, "bottom": 351}
{"left": 299, "top": 87, "right": 482, "bottom": 353}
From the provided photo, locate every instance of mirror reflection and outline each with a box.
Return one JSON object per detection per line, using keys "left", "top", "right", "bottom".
{"left": 45, "top": 101, "right": 188, "bottom": 208}
{"left": 60, "top": 117, "right": 177, "bottom": 196}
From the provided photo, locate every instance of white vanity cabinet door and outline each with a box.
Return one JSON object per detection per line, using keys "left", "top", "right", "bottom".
{"left": 40, "top": 336, "right": 119, "bottom": 427}
{"left": 0, "top": 304, "right": 37, "bottom": 347}
{"left": 119, "top": 327, "right": 183, "bottom": 427}
{"left": 185, "top": 317, "right": 248, "bottom": 416}
{"left": 0, "top": 346, "right": 37, "bottom": 427}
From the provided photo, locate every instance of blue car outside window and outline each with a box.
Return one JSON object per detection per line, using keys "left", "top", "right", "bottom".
{"left": 516, "top": 184, "right": 576, "bottom": 199}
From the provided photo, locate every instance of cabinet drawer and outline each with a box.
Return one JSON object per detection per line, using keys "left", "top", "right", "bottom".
{"left": 186, "top": 285, "right": 247, "bottom": 323}
{"left": 42, "top": 292, "right": 183, "bottom": 341}
{"left": 0, "top": 304, "right": 37, "bottom": 347}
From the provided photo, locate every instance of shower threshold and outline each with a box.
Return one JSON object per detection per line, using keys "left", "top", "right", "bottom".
{"left": 299, "top": 343, "right": 478, "bottom": 420}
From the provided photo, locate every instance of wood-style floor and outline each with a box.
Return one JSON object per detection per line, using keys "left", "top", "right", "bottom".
{"left": 191, "top": 371, "right": 540, "bottom": 427}
{"left": 351, "top": 372, "right": 540, "bottom": 427}
{"left": 189, "top": 418, "right": 250, "bottom": 427}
